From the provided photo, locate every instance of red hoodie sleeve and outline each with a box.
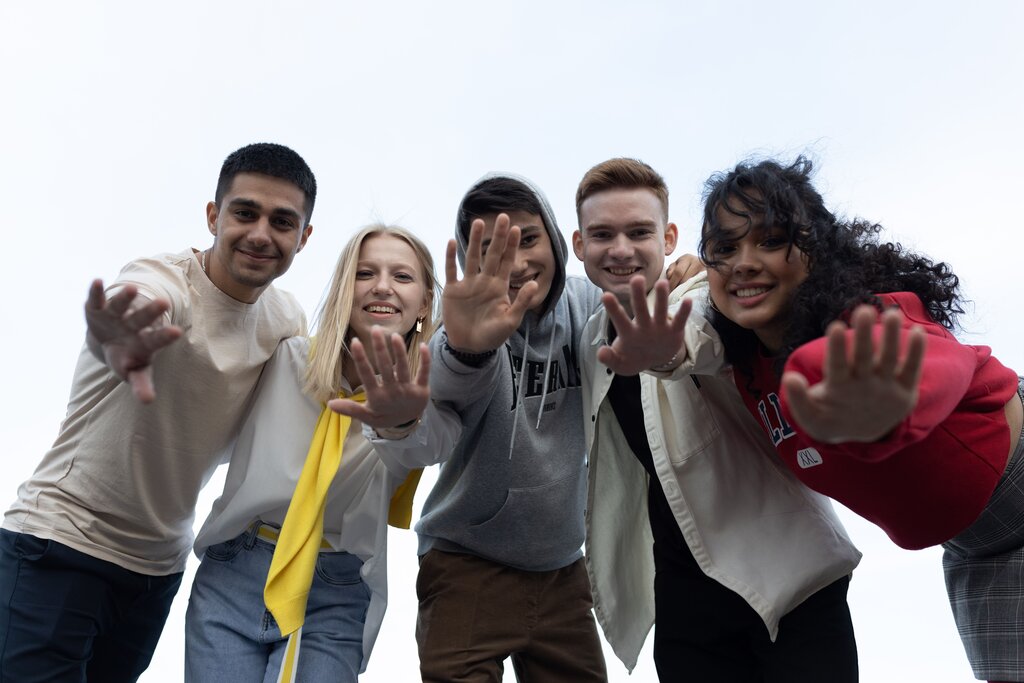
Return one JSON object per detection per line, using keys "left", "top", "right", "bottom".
{"left": 782, "top": 292, "right": 1004, "bottom": 463}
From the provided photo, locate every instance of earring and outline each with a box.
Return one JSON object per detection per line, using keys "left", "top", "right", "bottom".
{"left": 415, "top": 317, "right": 424, "bottom": 333}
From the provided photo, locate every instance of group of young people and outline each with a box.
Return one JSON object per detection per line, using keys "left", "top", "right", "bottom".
{"left": 0, "top": 142, "right": 1019, "bottom": 683}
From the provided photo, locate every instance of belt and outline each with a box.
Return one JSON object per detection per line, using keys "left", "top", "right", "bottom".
{"left": 253, "top": 522, "right": 333, "bottom": 550}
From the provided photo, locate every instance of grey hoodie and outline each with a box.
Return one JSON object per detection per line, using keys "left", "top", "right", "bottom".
{"left": 416, "top": 173, "right": 602, "bottom": 571}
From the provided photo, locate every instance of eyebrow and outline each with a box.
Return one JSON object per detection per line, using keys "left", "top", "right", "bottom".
{"left": 585, "top": 220, "right": 658, "bottom": 233}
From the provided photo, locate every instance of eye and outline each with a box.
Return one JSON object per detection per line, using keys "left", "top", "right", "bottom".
{"left": 710, "top": 241, "right": 736, "bottom": 257}
{"left": 234, "top": 209, "right": 255, "bottom": 220}
{"left": 760, "top": 233, "right": 789, "bottom": 249}
{"left": 630, "top": 228, "right": 654, "bottom": 239}
{"left": 394, "top": 272, "right": 415, "bottom": 283}
{"left": 520, "top": 234, "right": 538, "bottom": 247}
{"left": 356, "top": 269, "right": 374, "bottom": 279}
{"left": 272, "top": 216, "right": 296, "bottom": 229}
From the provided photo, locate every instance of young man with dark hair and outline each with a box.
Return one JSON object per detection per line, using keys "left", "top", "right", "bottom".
{"left": 574, "top": 157, "right": 863, "bottom": 682}
{"left": 0, "top": 142, "right": 315, "bottom": 682}
{"left": 408, "top": 172, "right": 609, "bottom": 682}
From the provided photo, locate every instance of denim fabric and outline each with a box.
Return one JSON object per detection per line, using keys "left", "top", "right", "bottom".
{"left": 185, "top": 526, "right": 369, "bottom": 683}
{"left": 0, "top": 529, "right": 181, "bottom": 683}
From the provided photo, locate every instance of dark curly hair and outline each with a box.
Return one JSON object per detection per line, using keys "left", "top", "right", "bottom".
{"left": 698, "top": 156, "right": 963, "bottom": 374}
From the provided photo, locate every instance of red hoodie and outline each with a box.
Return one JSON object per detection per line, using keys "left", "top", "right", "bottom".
{"left": 736, "top": 292, "right": 1019, "bottom": 550}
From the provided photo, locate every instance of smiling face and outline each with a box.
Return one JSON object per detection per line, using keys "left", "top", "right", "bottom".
{"left": 704, "top": 202, "right": 809, "bottom": 351}
{"left": 348, "top": 234, "right": 430, "bottom": 345}
{"left": 478, "top": 210, "right": 555, "bottom": 314}
{"left": 573, "top": 187, "right": 677, "bottom": 315}
{"left": 205, "top": 172, "right": 312, "bottom": 303}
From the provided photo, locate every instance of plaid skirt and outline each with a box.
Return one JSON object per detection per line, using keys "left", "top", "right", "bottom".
{"left": 942, "top": 376, "right": 1024, "bottom": 681}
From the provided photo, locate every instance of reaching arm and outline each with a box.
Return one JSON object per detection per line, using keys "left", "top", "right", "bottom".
{"left": 596, "top": 277, "right": 693, "bottom": 376}
{"left": 781, "top": 305, "right": 929, "bottom": 446}
{"left": 327, "top": 327, "right": 430, "bottom": 438}
{"left": 84, "top": 279, "right": 183, "bottom": 404}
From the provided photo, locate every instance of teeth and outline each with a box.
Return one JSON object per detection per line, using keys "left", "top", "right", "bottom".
{"left": 366, "top": 305, "right": 397, "bottom": 313}
{"left": 608, "top": 267, "right": 636, "bottom": 276}
{"left": 736, "top": 287, "right": 769, "bottom": 297}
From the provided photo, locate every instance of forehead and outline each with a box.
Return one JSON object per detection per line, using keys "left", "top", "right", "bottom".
{"left": 579, "top": 187, "right": 665, "bottom": 228}
{"left": 222, "top": 172, "right": 307, "bottom": 217}
{"left": 359, "top": 233, "right": 419, "bottom": 263}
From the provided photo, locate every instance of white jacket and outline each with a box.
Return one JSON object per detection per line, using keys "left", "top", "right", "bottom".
{"left": 582, "top": 273, "right": 862, "bottom": 672}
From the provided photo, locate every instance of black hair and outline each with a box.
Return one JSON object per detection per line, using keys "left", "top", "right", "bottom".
{"left": 457, "top": 177, "right": 543, "bottom": 242}
{"left": 699, "top": 156, "right": 962, "bottom": 373}
{"left": 214, "top": 143, "right": 317, "bottom": 224}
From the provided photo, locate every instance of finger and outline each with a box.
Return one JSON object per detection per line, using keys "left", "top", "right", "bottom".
{"left": 414, "top": 343, "right": 431, "bottom": 388}
{"left": 780, "top": 370, "right": 814, "bottom": 429}
{"left": 327, "top": 398, "right": 373, "bottom": 420}
{"left": 669, "top": 297, "right": 693, "bottom": 336}
{"left": 348, "top": 337, "right": 380, "bottom": 391}
{"left": 128, "top": 367, "right": 156, "bottom": 404}
{"left": 390, "top": 333, "right": 412, "bottom": 384}
{"left": 506, "top": 279, "right": 539, "bottom": 320}
{"left": 596, "top": 345, "right": 626, "bottom": 374}
{"left": 850, "top": 306, "right": 876, "bottom": 376}
{"left": 494, "top": 224, "right": 522, "bottom": 283}
{"left": 125, "top": 299, "right": 171, "bottom": 332}
{"left": 103, "top": 285, "right": 139, "bottom": 318}
{"left": 602, "top": 292, "right": 635, "bottom": 337}
{"left": 85, "top": 279, "right": 107, "bottom": 312}
{"left": 463, "top": 220, "right": 485, "bottom": 276}
{"left": 896, "top": 325, "right": 927, "bottom": 391}
{"left": 368, "top": 328, "right": 397, "bottom": 385}
{"left": 445, "top": 239, "right": 459, "bottom": 284}
{"left": 481, "top": 214, "right": 511, "bottom": 276}
{"left": 629, "top": 277, "right": 652, "bottom": 327}
{"left": 650, "top": 279, "right": 672, "bottom": 328}
{"left": 823, "top": 320, "right": 850, "bottom": 382}
{"left": 140, "top": 325, "right": 183, "bottom": 353}
{"left": 877, "top": 309, "right": 902, "bottom": 376}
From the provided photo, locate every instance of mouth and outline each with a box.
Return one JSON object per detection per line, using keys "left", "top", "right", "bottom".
{"left": 365, "top": 304, "right": 400, "bottom": 315}
{"left": 236, "top": 248, "right": 277, "bottom": 263}
{"left": 509, "top": 274, "right": 539, "bottom": 291}
{"left": 604, "top": 266, "right": 641, "bottom": 278}
{"left": 734, "top": 286, "right": 770, "bottom": 298}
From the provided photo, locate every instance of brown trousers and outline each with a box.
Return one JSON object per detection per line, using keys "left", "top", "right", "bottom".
{"left": 416, "top": 549, "right": 608, "bottom": 683}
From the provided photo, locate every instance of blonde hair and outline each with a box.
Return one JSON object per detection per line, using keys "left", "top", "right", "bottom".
{"left": 304, "top": 224, "right": 440, "bottom": 403}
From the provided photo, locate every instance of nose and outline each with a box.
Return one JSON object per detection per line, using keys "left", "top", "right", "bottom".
{"left": 247, "top": 217, "right": 273, "bottom": 247}
{"left": 731, "top": 242, "right": 762, "bottom": 276}
{"left": 608, "top": 233, "right": 635, "bottom": 260}
{"left": 371, "top": 277, "right": 394, "bottom": 295}
{"left": 510, "top": 250, "right": 529, "bottom": 277}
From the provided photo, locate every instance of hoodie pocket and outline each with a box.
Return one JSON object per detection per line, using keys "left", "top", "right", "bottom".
{"left": 463, "top": 472, "right": 585, "bottom": 568}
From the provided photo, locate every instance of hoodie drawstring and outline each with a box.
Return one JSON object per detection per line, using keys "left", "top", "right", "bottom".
{"left": 508, "top": 321, "right": 528, "bottom": 458}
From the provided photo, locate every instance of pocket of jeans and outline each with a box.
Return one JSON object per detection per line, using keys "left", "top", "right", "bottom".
{"left": 314, "top": 551, "right": 365, "bottom": 587}
{"left": 13, "top": 533, "right": 51, "bottom": 562}
{"left": 203, "top": 535, "right": 244, "bottom": 562}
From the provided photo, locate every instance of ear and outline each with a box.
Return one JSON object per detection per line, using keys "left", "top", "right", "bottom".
{"left": 296, "top": 224, "right": 313, "bottom": 253}
{"left": 571, "top": 230, "right": 585, "bottom": 261}
{"left": 206, "top": 201, "right": 219, "bottom": 235}
{"left": 664, "top": 222, "right": 678, "bottom": 255}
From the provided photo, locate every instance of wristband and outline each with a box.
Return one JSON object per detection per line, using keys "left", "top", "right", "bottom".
{"left": 651, "top": 348, "right": 683, "bottom": 373}
{"left": 444, "top": 340, "right": 497, "bottom": 365}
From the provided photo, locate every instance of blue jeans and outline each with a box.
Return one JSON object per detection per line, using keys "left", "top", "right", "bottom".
{"left": 184, "top": 526, "right": 370, "bottom": 683}
{"left": 0, "top": 529, "right": 182, "bottom": 683}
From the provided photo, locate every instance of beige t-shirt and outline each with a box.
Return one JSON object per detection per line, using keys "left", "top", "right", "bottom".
{"left": 3, "top": 249, "right": 306, "bottom": 575}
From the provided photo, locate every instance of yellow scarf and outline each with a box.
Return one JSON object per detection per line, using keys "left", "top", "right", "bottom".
{"left": 264, "top": 390, "right": 423, "bottom": 682}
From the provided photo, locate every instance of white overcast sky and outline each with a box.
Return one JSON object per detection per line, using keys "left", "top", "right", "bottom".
{"left": 1, "top": 2, "right": 1022, "bottom": 681}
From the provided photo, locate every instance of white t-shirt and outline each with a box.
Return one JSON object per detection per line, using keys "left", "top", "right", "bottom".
{"left": 3, "top": 249, "right": 306, "bottom": 575}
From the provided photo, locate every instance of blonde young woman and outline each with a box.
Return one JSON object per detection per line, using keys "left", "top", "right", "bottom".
{"left": 184, "top": 225, "right": 458, "bottom": 682}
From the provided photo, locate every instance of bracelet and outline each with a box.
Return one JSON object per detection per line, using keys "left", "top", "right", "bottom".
{"left": 650, "top": 348, "right": 683, "bottom": 373}
{"left": 375, "top": 417, "right": 422, "bottom": 440}
{"left": 444, "top": 340, "right": 497, "bottom": 365}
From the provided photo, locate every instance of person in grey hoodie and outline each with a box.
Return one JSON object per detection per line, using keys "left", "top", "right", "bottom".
{"left": 413, "top": 174, "right": 608, "bottom": 682}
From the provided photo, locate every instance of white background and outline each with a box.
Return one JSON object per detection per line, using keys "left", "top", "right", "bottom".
{"left": 1, "top": 2, "right": 1021, "bottom": 681}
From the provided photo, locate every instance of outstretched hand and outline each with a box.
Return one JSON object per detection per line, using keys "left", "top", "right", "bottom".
{"left": 328, "top": 327, "right": 431, "bottom": 432}
{"left": 85, "top": 279, "right": 182, "bottom": 404}
{"left": 782, "top": 305, "right": 927, "bottom": 443}
{"left": 441, "top": 214, "right": 539, "bottom": 353}
{"left": 597, "top": 277, "right": 692, "bottom": 376}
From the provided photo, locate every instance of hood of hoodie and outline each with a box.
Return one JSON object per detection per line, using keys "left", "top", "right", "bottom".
{"left": 454, "top": 171, "right": 567, "bottom": 319}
